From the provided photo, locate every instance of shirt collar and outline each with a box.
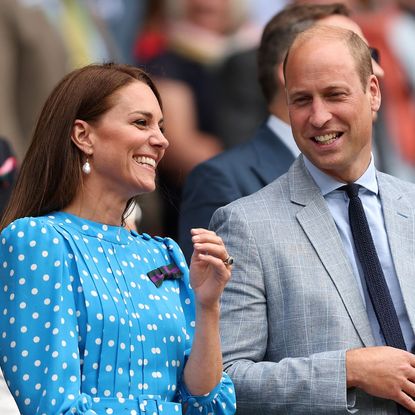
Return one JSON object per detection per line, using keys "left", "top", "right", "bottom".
{"left": 266, "top": 115, "right": 300, "bottom": 158}
{"left": 303, "top": 155, "right": 378, "bottom": 196}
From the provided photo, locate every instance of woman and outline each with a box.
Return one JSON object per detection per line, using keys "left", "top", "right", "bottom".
{"left": 0, "top": 63, "right": 236, "bottom": 415}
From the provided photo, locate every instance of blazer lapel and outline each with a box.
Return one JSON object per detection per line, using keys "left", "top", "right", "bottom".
{"left": 378, "top": 173, "right": 415, "bottom": 333}
{"left": 289, "top": 158, "right": 375, "bottom": 346}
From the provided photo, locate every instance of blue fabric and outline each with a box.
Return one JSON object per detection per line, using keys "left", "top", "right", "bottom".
{"left": 0, "top": 211, "right": 235, "bottom": 415}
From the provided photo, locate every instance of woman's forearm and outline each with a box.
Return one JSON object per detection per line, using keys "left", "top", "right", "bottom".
{"left": 183, "top": 303, "right": 223, "bottom": 395}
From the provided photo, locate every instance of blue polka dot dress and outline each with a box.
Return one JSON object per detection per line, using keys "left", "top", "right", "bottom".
{"left": 0, "top": 212, "right": 236, "bottom": 415}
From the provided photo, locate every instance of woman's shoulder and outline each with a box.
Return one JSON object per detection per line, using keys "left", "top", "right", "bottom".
{"left": 1, "top": 215, "right": 66, "bottom": 246}
{"left": 147, "top": 234, "right": 189, "bottom": 274}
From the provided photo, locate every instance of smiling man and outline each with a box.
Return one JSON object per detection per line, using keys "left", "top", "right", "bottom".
{"left": 211, "top": 25, "right": 415, "bottom": 414}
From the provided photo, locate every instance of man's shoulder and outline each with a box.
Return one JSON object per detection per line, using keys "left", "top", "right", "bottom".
{"left": 377, "top": 171, "right": 415, "bottom": 197}
{"left": 221, "top": 171, "right": 290, "bottom": 211}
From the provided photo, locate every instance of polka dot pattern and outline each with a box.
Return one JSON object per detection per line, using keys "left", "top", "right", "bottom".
{"left": 0, "top": 212, "right": 235, "bottom": 414}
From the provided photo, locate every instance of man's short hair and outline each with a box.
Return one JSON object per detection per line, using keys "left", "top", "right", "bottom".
{"left": 258, "top": 3, "right": 349, "bottom": 104}
{"left": 283, "top": 25, "right": 373, "bottom": 91}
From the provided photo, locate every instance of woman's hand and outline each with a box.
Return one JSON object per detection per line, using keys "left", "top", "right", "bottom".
{"left": 189, "top": 228, "right": 232, "bottom": 309}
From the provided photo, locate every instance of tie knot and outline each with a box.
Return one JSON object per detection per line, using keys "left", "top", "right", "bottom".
{"left": 340, "top": 183, "right": 360, "bottom": 198}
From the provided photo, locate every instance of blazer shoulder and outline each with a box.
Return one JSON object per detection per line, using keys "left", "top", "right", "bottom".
{"left": 221, "top": 171, "right": 291, "bottom": 212}
{"left": 377, "top": 171, "right": 415, "bottom": 199}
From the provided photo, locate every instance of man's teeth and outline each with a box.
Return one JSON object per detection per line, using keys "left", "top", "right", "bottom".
{"left": 133, "top": 156, "right": 156, "bottom": 168}
{"left": 314, "top": 133, "right": 339, "bottom": 144}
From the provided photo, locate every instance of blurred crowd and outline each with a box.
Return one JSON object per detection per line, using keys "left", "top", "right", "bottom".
{"left": 1, "top": 0, "right": 415, "bottom": 413}
{"left": 2, "top": 0, "right": 415, "bottom": 241}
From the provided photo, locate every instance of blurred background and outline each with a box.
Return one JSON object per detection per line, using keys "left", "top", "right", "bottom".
{"left": 1, "top": 0, "right": 415, "bottom": 413}
{"left": 1, "top": 0, "right": 415, "bottom": 237}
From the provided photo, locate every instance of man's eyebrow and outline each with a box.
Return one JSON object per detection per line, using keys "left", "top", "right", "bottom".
{"left": 287, "top": 90, "right": 310, "bottom": 100}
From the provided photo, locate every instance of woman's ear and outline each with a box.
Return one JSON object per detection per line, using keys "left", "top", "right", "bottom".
{"left": 71, "top": 119, "right": 94, "bottom": 155}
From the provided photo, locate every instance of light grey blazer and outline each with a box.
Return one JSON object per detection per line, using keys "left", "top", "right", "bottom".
{"left": 210, "top": 156, "right": 415, "bottom": 414}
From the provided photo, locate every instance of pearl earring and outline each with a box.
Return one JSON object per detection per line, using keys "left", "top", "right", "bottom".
{"left": 82, "top": 158, "right": 91, "bottom": 175}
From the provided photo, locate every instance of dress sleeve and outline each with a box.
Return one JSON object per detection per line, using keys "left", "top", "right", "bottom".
{"left": 0, "top": 218, "right": 96, "bottom": 415}
{"left": 163, "top": 237, "right": 237, "bottom": 415}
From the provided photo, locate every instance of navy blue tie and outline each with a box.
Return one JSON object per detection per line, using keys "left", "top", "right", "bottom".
{"left": 343, "top": 183, "right": 406, "bottom": 350}
{"left": 343, "top": 184, "right": 410, "bottom": 414}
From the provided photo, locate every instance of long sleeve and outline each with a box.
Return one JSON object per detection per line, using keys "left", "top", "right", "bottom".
{"left": 1, "top": 215, "right": 236, "bottom": 415}
{"left": 210, "top": 206, "right": 354, "bottom": 414}
{"left": 0, "top": 218, "right": 96, "bottom": 415}
{"left": 164, "top": 238, "right": 236, "bottom": 415}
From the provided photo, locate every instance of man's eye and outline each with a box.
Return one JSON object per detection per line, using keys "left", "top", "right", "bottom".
{"left": 328, "top": 92, "right": 345, "bottom": 99}
{"left": 292, "top": 97, "right": 310, "bottom": 105}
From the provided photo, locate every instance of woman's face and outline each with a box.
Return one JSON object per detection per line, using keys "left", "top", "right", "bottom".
{"left": 87, "top": 81, "right": 168, "bottom": 200}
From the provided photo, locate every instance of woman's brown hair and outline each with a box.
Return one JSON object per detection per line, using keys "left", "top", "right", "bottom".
{"left": 0, "top": 63, "right": 162, "bottom": 231}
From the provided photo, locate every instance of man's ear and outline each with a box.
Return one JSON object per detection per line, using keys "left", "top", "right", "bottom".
{"left": 277, "top": 62, "right": 285, "bottom": 87}
{"left": 368, "top": 75, "right": 381, "bottom": 112}
{"left": 71, "top": 119, "right": 94, "bottom": 155}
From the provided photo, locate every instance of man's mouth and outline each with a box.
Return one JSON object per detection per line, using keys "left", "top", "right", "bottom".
{"left": 313, "top": 132, "right": 342, "bottom": 145}
{"left": 133, "top": 156, "right": 156, "bottom": 168}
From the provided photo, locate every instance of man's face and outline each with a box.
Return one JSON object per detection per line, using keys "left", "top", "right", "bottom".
{"left": 285, "top": 37, "right": 381, "bottom": 183}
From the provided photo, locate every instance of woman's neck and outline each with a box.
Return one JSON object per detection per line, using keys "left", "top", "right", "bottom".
{"left": 63, "top": 186, "right": 127, "bottom": 226}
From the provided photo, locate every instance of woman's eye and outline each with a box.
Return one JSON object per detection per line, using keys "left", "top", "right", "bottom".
{"left": 134, "top": 119, "right": 147, "bottom": 127}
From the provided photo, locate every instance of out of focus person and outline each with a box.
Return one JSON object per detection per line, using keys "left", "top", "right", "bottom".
{"left": 138, "top": 0, "right": 260, "bottom": 239}
{"left": 355, "top": 0, "right": 415, "bottom": 181}
{"left": 246, "top": 0, "right": 288, "bottom": 27}
{"left": 0, "top": 138, "right": 18, "bottom": 218}
{"left": 0, "top": 0, "right": 121, "bottom": 162}
{"left": 88, "top": 0, "right": 149, "bottom": 64}
{"left": 0, "top": 137, "right": 18, "bottom": 415}
{"left": 214, "top": 46, "right": 268, "bottom": 149}
{"left": 179, "top": 2, "right": 383, "bottom": 262}
{"left": 0, "top": 0, "right": 68, "bottom": 160}
{"left": 38, "top": 0, "right": 120, "bottom": 69}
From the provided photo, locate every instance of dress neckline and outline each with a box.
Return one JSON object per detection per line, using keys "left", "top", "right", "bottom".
{"left": 48, "top": 211, "right": 136, "bottom": 245}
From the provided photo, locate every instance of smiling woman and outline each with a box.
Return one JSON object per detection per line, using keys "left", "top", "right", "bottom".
{"left": 0, "top": 63, "right": 235, "bottom": 415}
{"left": 65, "top": 80, "right": 169, "bottom": 222}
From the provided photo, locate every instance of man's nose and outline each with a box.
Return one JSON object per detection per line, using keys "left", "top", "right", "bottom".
{"left": 309, "top": 99, "right": 332, "bottom": 128}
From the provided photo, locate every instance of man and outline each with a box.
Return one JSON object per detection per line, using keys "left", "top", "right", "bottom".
{"left": 178, "top": 3, "right": 383, "bottom": 262}
{"left": 211, "top": 25, "right": 415, "bottom": 414}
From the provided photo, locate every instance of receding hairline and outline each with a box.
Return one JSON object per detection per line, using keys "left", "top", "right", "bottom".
{"left": 287, "top": 25, "right": 354, "bottom": 63}
{"left": 283, "top": 25, "right": 373, "bottom": 89}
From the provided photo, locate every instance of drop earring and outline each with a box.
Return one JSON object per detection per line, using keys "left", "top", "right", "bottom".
{"left": 82, "top": 158, "right": 91, "bottom": 175}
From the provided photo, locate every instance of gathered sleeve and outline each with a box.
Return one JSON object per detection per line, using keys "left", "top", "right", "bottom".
{"left": 0, "top": 218, "right": 96, "bottom": 415}
{"left": 163, "top": 237, "right": 236, "bottom": 415}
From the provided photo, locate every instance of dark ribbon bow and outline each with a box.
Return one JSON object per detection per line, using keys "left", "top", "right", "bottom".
{"left": 147, "top": 263, "right": 183, "bottom": 288}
